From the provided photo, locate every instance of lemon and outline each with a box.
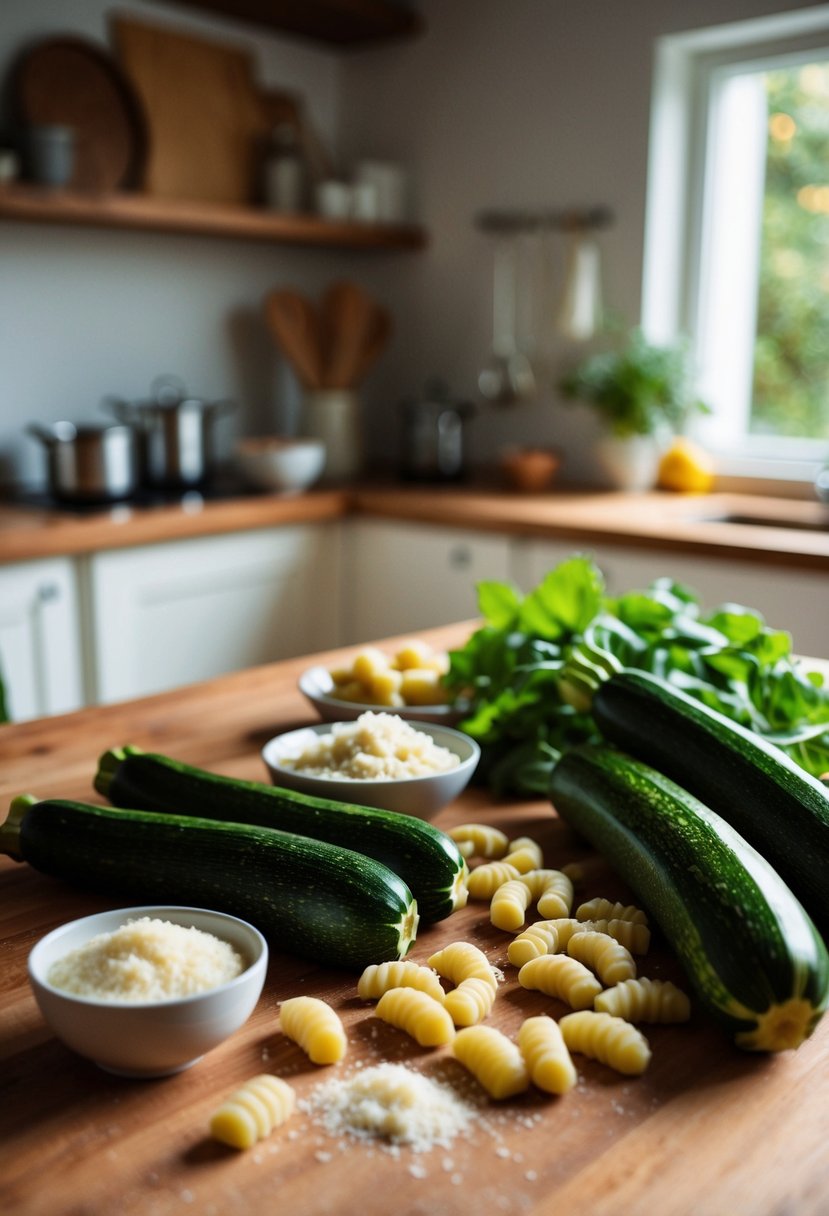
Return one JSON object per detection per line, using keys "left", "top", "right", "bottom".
{"left": 657, "top": 438, "right": 715, "bottom": 493}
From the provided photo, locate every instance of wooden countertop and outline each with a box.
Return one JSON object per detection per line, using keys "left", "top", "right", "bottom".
{"left": 1, "top": 625, "right": 827, "bottom": 1216}
{"left": 1, "top": 484, "right": 828, "bottom": 571}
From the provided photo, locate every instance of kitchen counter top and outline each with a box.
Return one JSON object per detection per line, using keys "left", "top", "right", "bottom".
{"left": 1, "top": 483, "right": 828, "bottom": 570}
{"left": 1, "top": 624, "right": 827, "bottom": 1216}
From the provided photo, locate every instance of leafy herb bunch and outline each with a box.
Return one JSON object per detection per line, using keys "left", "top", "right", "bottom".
{"left": 559, "top": 328, "right": 708, "bottom": 439}
{"left": 444, "top": 556, "right": 829, "bottom": 795}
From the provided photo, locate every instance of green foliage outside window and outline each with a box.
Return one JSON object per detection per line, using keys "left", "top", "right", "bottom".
{"left": 753, "top": 63, "right": 829, "bottom": 441}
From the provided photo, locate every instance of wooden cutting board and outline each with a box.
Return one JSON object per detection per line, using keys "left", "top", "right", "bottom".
{"left": 110, "top": 15, "right": 272, "bottom": 204}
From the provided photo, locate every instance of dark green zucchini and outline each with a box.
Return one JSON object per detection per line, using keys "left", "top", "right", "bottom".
{"left": 94, "top": 746, "right": 468, "bottom": 923}
{"left": 591, "top": 669, "right": 829, "bottom": 934}
{"left": 1, "top": 795, "right": 418, "bottom": 969}
{"left": 549, "top": 745, "right": 829, "bottom": 1052}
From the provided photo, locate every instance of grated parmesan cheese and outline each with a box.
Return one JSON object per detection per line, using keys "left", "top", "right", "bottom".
{"left": 47, "top": 917, "right": 245, "bottom": 1002}
{"left": 300, "top": 1063, "right": 476, "bottom": 1153}
{"left": 282, "top": 712, "right": 460, "bottom": 781}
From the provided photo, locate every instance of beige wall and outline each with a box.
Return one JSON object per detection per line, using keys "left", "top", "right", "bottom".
{"left": 1, "top": 0, "right": 824, "bottom": 490}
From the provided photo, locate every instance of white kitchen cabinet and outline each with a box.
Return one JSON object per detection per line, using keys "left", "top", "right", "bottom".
{"left": 512, "top": 537, "right": 829, "bottom": 657}
{"left": 82, "top": 523, "right": 342, "bottom": 704}
{"left": 343, "top": 519, "right": 513, "bottom": 642}
{"left": 0, "top": 558, "right": 84, "bottom": 722}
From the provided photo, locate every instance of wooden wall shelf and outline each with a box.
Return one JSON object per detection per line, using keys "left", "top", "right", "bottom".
{"left": 150, "top": 0, "right": 424, "bottom": 46}
{"left": 0, "top": 185, "right": 427, "bottom": 250}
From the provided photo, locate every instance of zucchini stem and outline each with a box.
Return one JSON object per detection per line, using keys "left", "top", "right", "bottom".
{"left": 0, "top": 794, "right": 39, "bottom": 861}
{"left": 94, "top": 746, "right": 140, "bottom": 799}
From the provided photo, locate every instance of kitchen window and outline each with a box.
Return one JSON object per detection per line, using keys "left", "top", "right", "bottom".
{"left": 641, "top": 6, "right": 829, "bottom": 483}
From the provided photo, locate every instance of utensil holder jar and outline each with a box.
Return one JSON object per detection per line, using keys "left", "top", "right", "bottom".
{"left": 301, "top": 390, "right": 363, "bottom": 481}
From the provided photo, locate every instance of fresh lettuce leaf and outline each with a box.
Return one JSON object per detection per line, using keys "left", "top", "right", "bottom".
{"left": 444, "top": 555, "right": 829, "bottom": 792}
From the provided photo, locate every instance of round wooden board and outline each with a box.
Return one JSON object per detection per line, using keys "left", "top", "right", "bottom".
{"left": 12, "top": 35, "right": 148, "bottom": 192}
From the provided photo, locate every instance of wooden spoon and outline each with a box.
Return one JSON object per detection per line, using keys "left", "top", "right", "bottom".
{"left": 265, "top": 289, "right": 323, "bottom": 389}
{"left": 320, "top": 280, "right": 378, "bottom": 389}
{"left": 352, "top": 304, "right": 393, "bottom": 385}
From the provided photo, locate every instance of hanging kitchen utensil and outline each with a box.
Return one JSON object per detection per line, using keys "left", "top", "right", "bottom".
{"left": 557, "top": 221, "right": 604, "bottom": 342}
{"left": 478, "top": 233, "right": 536, "bottom": 406}
{"left": 265, "top": 290, "right": 324, "bottom": 389}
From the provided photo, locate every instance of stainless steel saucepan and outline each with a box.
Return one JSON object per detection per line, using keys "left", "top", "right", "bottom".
{"left": 105, "top": 375, "right": 235, "bottom": 490}
{"left": 27, "top": 420, "right": 140, "bottom": 503}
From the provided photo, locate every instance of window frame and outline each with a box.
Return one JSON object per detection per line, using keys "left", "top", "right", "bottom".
{"left": 641, "top": 5, "right": 829, "bottom": 485}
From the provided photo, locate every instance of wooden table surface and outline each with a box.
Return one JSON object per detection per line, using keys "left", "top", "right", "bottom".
{"left": 1, "top": 626, "right": 827, "bottom": 1216}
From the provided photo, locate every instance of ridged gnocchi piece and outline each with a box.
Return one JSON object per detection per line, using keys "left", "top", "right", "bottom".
{"left": 518, "top": 954, "right": 603, "bottom": 1010}
{"left": 428, "top": 941, "right": 497, "bottom": 990}
{"left": 490, "top": 878, "right": 534, "bottom": 931}
{"left": 559, "top": 1010, "right": 652, "bottom": 1076}
{"left": 448, "top": 823, "right": 510, "bottom": 859}
{"left": 279, "top": 996, "right": 347, "bottom": 1065}
{"left": 534, "top": 870, "right": 575, "bottom": 919}
{"left": 518, "top": 1015, "right": 577, "bottom": 1095}
{"left": 453, "top": 1025, "right": 530, "bottom": 1099}
{"left": 595, "top": 977, "right": 691, "bottom": 1023}
{"left": 567, "top": 931, "right": 637, "bottom": 986}
{"left": 504, "top": 836, "right": 544, "bottom": 873}
{"left": 357, "top": 960, "right": 445, "bottom": 1004}
{"left": 375, "top": 986, "right": 456, "bottom": 1047}
{"left": 209, "top": 1074, "right": 296, "bottom": 1150}
{"left": 577, "top": 918, "right": 651, "bottom": 955}
{"left": 560, "top": 861, "right": 585, "bottom": 884}
{"left": 576, "top": 897, "right": 648, "bottom": 925}
{"left": 466, "top": 860, "right": 521, "bottom": 900}
{"left": 507, "top": 921, "right": 560, "bottom": 968}
{"left": 539, "top": 917, "right": 586, "bottom": 951}
{"left": 444, "top": 976, "right": 497, "bottom": 1027}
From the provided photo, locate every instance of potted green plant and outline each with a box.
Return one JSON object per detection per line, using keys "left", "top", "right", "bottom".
{"left": 558, "top": 327, "right": 708, "bottom": 490}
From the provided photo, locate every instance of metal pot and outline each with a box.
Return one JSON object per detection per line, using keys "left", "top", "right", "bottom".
{"left": 27, "top": 420, "right": 139, "bottom": 503}
{"left": 106, "top": 376, "right": 235, "bottom": 490}
{"left": 399, "top": 381, "right": 475, "bottom": 482}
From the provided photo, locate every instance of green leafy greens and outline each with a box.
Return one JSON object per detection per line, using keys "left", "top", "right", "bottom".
{"left": 444, "top": 555, "right": 829, "bottom": 795}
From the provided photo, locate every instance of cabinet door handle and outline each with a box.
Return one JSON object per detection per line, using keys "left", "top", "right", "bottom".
{"left": 449, "top": 545, "right": 472, "bottom": 570}
{"left": 37, "top": 583, "right": 60, "bottom": 604}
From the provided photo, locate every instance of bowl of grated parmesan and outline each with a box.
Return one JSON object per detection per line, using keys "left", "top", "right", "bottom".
{"left": 28, "top": 905, "right": 267, "bottom": 1078}
{"left": 261, "top": 712, "right": 480, "bottom": 819}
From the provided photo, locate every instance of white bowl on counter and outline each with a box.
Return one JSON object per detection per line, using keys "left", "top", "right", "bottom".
{"left": 261, "top": 720, "right": 480, "bottom": 819}
{"left": 28, "top": 905, "right": 267, "bottom": 1078}
{"left": 234, "top": 436, "right": 326, "bottom": 494}
{"left": 298, "top": 664, "right": 467, "bottom": 726}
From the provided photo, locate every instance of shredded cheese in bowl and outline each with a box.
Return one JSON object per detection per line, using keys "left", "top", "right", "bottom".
{"left": 281, "top": 712, "right": 461, "bottom": 781}
{"left": 47, "top": 916, "right": 245, "bottom": 1003}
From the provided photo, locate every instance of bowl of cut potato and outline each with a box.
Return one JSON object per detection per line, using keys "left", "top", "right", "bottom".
{"left": 299, "top": 639, "right": 466, "bottom": 725}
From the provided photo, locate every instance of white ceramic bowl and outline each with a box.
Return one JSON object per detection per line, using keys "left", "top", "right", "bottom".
{"left": 28, "top": 905, "right": 268, "bottom": 1078}
{"left": 235, "top": 436, "right": 326, "bottom": 494}
{"left": 261, "top": 720, "right": 480, "bottom": 819}
{"left": 298, "top": 665, "right": 466, "bottom": 726}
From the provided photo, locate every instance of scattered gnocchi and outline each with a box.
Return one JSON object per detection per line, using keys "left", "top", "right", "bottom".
{"left": 209, "top": 1074, "right": 296, "bottom": 1150}
{"left": 201, "top": 814, "right": 695, "bottom": 1145}
{"left": 595, "top": 977, "right": 691, "bottom": 1024}
{"left": 357, "top": 959, "right": 446, "bottom": 1004}
{"left": 280, "top": 995, "right": 347, "bottom": 1065}
{"left": 518, "top": 953, "right": 604, "bottom": 1011}
{"left": 567, "top": 930, "right": 637, "bottom": 986}
{"left": 453, "top": 1025, "right": 530, "bottom": 1099}
{"left": 559, "top": 1010, "right": 652, "bottom": 1076}
{"left": 328, "top": 641, "right": 451, "bottom": 708}
{"left": 375, "top": 986, "right": 456, "bottom": 1047}
{"left": 518, "top": 1015, "right": 577, "bottom": 1096}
